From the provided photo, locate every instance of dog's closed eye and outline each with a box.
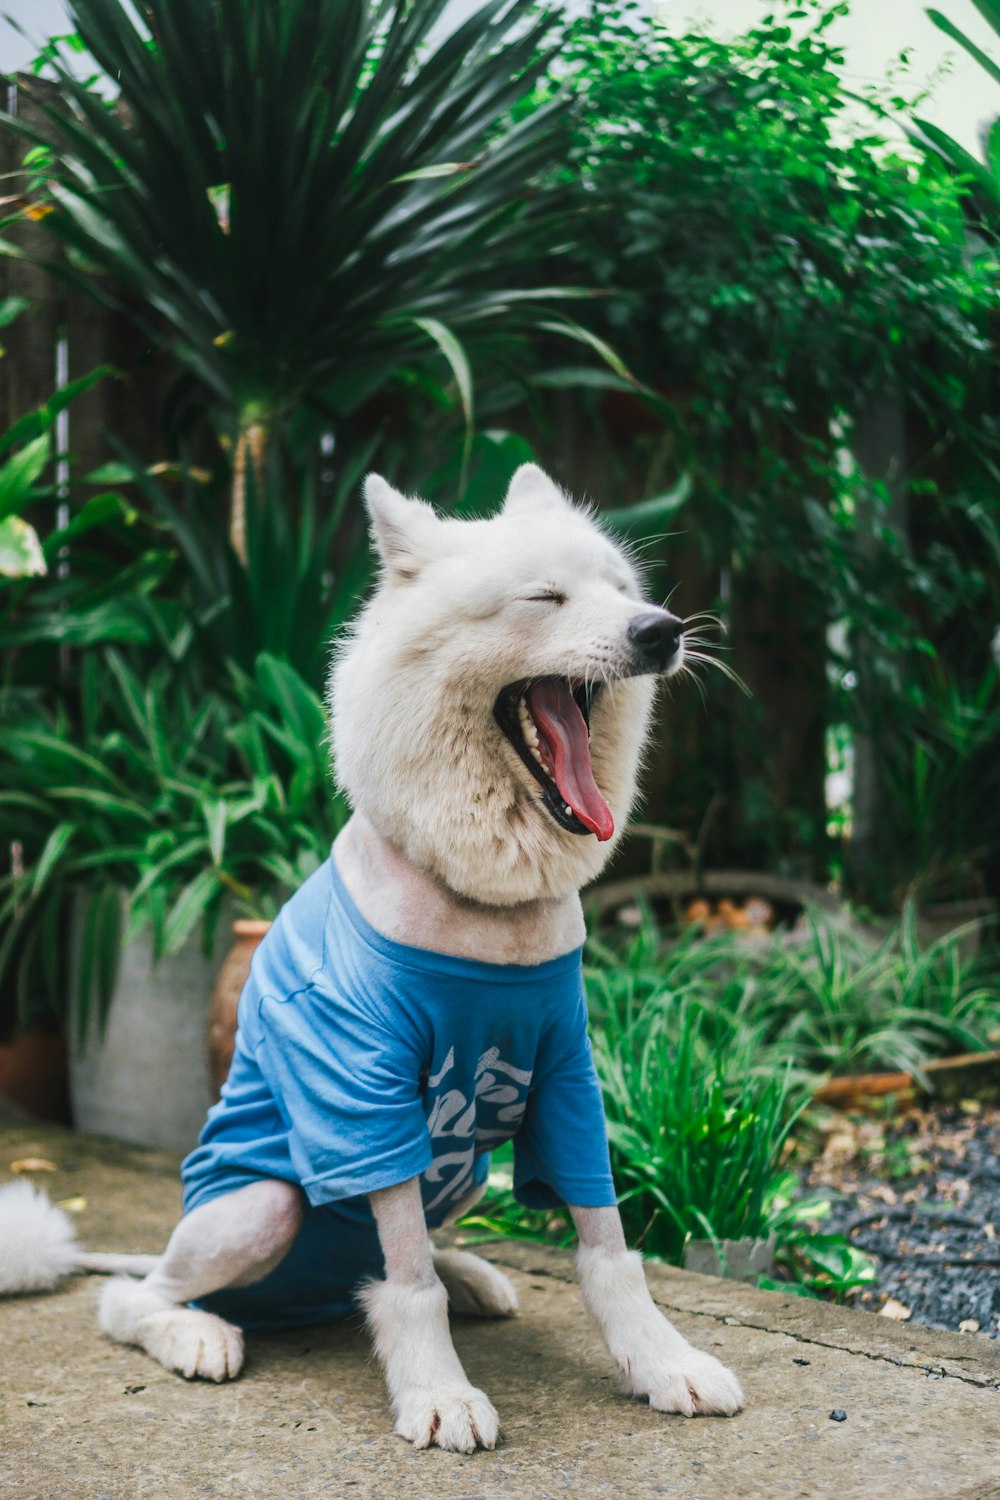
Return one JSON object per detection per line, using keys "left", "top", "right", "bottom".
{"left": 520, "top": 590, "right": 567, "bottom": 606}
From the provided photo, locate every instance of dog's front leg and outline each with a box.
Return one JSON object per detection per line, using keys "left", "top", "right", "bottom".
{"left": 570, "top": 1204, "right": 744, "bottom": 1417}
{"left": 364, "top": 1177, "right": 500, "bottom": 1452}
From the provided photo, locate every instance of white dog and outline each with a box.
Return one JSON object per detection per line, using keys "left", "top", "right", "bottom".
{"left": 1, "top": 465, "right": 743, "bottom": 1451}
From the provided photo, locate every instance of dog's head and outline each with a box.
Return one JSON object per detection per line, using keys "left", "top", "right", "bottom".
{"left": 329, "top": 464, "right": 684, "bottom": 905}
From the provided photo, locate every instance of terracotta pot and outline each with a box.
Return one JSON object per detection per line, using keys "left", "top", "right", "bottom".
{"left": 0, "top": 1024, "right": 71, "bottom": 1123}
{"left": 206, "top": 920, "right": 272, "bottom": 1099}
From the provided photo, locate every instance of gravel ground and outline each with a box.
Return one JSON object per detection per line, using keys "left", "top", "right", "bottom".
{"left": 808, "top": 1103, "right": 1000, "bottom": 1340}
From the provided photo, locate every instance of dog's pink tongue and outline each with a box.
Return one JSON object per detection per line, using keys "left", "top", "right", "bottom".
{"left": 526, "top": 680, "right": 614, "bottom": 842}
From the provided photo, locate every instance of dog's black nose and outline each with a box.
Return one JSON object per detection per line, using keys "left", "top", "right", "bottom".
{"left": 627, "top": 611, "right": 683, "bottom": 671}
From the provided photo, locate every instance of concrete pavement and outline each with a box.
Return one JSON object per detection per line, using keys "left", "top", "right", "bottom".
{"left": 1, "top": 1120, "right": 998, "bottom": 1500}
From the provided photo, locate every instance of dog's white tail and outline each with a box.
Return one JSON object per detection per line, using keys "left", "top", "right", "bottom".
{"left": 75, "top": 1251, "right": 162, "bottom": 1276}
{"left": 0, "top": 1181, "right": 159, "bottom": 1295}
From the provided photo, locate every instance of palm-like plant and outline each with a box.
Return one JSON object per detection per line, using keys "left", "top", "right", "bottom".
{"left": 1, "top": 0, "right": 578, "bottom": 557}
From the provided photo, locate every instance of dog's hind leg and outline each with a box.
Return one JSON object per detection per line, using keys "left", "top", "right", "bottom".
{"left": 99, "top": 1179, "right": 303, "bottom": 1382}
{"left": 432, "top": 1247, "right": 519, "bottom": 1317}
{"left": 431, "top": 1181, "right": 518, "bottom": 1317}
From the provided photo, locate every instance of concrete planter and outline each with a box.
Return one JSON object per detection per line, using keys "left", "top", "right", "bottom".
{"left": 683, "top": 1233, "right": 776, "bottom": 1283}
{"left": 69, "top": 900, "right": 228, "bottom": 1153}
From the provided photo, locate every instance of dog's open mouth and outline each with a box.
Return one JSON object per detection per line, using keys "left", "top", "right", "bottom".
{"left": 493, "top": 678, "right": 614, "bottom": 842}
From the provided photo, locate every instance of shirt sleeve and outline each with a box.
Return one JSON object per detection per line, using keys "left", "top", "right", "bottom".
{"left": 254, "top": 983, "right": 432, "bottom": 1207}
{"left": 513, "top": 1014, "right": 618, "bottom": 1210}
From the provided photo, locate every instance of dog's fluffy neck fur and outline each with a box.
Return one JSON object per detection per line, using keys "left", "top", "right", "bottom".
{"left": 335, "top": 811, "right": 585, "bottom": 966}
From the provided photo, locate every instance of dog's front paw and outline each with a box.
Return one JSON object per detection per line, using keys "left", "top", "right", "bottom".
{"left": 395, "top": 1384, "right": 500, "bottom": 1452}
{"left": 626, "top": 1342, "right": 744, "bottom": 1418}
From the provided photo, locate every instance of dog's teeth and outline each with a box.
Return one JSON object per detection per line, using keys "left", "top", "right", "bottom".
{"left": 564, "top": 805, "right": 573, "bottom": 816}
{"left": 518, "top": 697, "right": 541, "bottom": 750}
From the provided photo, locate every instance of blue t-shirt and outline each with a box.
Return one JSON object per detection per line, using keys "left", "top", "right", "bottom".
{"left": 180, "top": 852, "right": 615, "bottom": 1328}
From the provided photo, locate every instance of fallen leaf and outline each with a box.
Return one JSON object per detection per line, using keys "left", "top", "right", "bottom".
{"left": 9, "top": 1157, "right": 57, "bottom": 1173}
{"left": 56, "top": 1196, "right": 88, "bottom": 1213}
{"left": 880, "top": 1298, "right": 912, "bottom": 1322}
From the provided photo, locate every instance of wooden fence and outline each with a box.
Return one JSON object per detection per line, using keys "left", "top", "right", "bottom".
{"left": 0, "top": 75, "right": 163, "bottom": 478}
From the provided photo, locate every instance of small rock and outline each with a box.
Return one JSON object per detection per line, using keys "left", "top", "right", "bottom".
{"left": 959, "top": 1318, "right": 980, "bottom": 1334}
{"left": 829, "top": 1409, "right": 848, "bottom": 1423}
{"left": 880, "top": 1298, "right": 912, "bottom": 1322}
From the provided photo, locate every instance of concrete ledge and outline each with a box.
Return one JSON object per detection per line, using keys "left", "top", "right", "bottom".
{"left": 1, "top": 1122, "right": 998, "bottom": 1500}
{"left": 472, "top": 1239, "right": 1000, "bottom": 1390}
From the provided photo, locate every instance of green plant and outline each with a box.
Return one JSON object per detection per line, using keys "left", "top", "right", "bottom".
{"left": 912, "top": 3, "right": 1000, "bottom": 229}
{"left": 530, "top": 0, "right": 1000, "bottom": 883}
{"left": 589, "top": 991, "right": 806, "bottom": 1263}
{"left": 875, "top": 660, "right": 1000, "bottom": 902}
{"left": 1, "top": 0, "right": 603, "bottom": 558}
{"left": 0, "top": 341, "right": 127, "bottom": 586}
{"left": 94, "top": 424, "right": 556, "bottom": 695}
{"left": 552, "top": 0, "right": 997, "bottom": 576}
{"left": 586, "top": 902, "right": 999, "bottom": 1082}
{"left": 759, "top": 1175, "right": 877, "bottom": 1301}
{"left": 458, "top": 1139, "right": 575, "bottom": 1250}
{"left": 768, "top": 906, "right": 998, "bottom": 1077}
{"left": 0, "top": 648, "right": 347, "bottom": 1037}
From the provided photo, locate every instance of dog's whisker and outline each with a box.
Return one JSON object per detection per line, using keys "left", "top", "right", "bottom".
{"left": 681, "top": 611, "right": 725, "bottom": 633}
{"left": 682, "top": 632, "right": 736, "bottom": 656}
{"left": 682, "top": 649, "right": 751, "bottom": 695}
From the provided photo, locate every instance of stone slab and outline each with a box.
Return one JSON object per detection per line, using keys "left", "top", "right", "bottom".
{"left": 1, "top": 1123, "right": 998, "bottom": 1500}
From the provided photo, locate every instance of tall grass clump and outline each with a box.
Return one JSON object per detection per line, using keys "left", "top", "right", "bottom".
{"left": 590, "top": 992, "right": 806, "bottom": 1263}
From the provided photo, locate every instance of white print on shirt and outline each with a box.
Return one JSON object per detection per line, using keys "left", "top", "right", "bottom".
{"left": 421, "top": 1046, "right": 534, "bottom": 1214}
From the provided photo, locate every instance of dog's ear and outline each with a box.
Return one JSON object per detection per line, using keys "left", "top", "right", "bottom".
{"left": 364, "top": 474, "right": 441, "bottom": 581}
{"left": 502, "top": 464, "right": 572, "bottom": 517}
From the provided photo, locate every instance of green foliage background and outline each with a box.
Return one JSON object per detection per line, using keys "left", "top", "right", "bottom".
{"left": 0, "top": 0, "right": 997, "bottom": 1041}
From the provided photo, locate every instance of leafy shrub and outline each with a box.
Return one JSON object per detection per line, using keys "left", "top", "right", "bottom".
{"left": 534, "top": 0, "right": 1000, "bottom": 888}
{"left": 586, "top": 904, "right": 1000, "bottom": 1080}
{"left": 0, "top": 650, "right": 347, "bottom": 1037}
